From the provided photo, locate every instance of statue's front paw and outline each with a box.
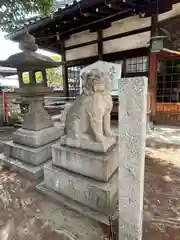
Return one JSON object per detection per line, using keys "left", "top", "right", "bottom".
{"left": 105, "top": 131, "right": 113, "bottom": 138}
{"left": 96, "top": 135, "right": 105, "bottom": 143}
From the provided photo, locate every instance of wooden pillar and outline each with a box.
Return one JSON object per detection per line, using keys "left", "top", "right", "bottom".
{"left": 149, "top": 53, "right": 157, "bottom": 120}
{"left": 97, "top": 29, "right": 103, "bottom": 60}
{"left": 149, "top": 14, "right": 158, "bottom": 121}
{"left": 17, "top": 71, "right": 24, "bottom": 87}
{"left": 60, "top": 39, "right": 69, "bottom": 98}
{"left": 42, "top": 69, "right": 47, "bottom": 86}
{"left": 29, "top": 70, "right": 36, "bottom": 85}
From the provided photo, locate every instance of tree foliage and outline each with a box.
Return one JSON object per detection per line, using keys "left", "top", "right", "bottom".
{"left": 0, "top": 0, "right": 54, "bottom": 32}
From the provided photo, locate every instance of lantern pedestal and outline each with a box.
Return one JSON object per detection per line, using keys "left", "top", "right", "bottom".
{"left": 0, "top": 86, "right": 63, "bottom": 179}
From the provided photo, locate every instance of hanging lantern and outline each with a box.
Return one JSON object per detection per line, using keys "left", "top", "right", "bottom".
{"left": 150, "top": 36, "right": 167, "bottom": 53}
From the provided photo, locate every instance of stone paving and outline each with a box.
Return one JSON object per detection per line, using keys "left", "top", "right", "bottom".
{"left": 147, "top": 125, "right": 180, "bottom": 147}
{"left": 0, "top": 125, "right": 180, "bottom": 239}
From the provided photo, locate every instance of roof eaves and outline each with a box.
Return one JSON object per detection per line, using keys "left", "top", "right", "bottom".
{"left": 5, "top": 0, "right": 109, "bottom": 41}
{"left": 5, "top": 17, "right": 52, "bottom": 41}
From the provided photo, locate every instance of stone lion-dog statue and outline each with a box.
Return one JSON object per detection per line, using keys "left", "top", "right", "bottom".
{"left": 61, "top": 68, "right": 115, "bottom": 152}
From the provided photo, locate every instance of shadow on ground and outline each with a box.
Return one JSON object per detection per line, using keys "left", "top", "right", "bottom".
{"left": 144, "top": 145, "right": 180, "bottom": 240}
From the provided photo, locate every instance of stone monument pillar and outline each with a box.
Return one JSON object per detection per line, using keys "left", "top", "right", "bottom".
{"left": 118, "top": 76, "right": 148, "bottom": 240}
{"left": 37, "top": 63, "right": 120, "bottom": 225}
{"left": 0, "top": 30, "right": 63, "bottom": 179}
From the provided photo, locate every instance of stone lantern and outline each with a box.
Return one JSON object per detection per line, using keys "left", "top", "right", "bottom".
{"left": 0, "top": 30, "right": 64, "bottom": 179}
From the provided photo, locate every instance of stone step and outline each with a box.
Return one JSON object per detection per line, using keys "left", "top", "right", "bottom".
{"left": 52, "top": 143, "right": 118, "bottom": 182}
{"left": 4, "top": 140, "right": 56, "bottom": 166}
{"left": 13, "top": 126, "right": 63, "bottom": 148}
{"left": 37, "top": 181, "right": 116, "bottom": 226}
{"left": 0, "top": 153, "right": 50, "bottom": 180}
{"left": 14, "top": 123, "right": 22, "bottom": 128}
{"left": 43, "top": 162, "right": 118, "bottom": 215}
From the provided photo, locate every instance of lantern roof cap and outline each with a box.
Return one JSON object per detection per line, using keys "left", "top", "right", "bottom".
{"left": 0, "top": 29, "right": 63, "bottom": 71}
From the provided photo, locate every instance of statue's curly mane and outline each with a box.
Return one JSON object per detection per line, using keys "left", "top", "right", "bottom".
{"left": 81, "top": 69, "right": 110, "bottom": 96}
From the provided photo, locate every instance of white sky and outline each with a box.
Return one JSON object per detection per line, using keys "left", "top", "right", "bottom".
{"left": 0, "top": 31, "right": 59, "bottom": 60}
{"left": 0, "top": 31, "right": 60, "bottom": 87}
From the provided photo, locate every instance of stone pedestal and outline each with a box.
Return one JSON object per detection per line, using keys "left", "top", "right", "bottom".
{"left": 0, "top": 87, "right": 63, "bottom": 179}
{"left": 37, "top": 143, "right": 118, "bottom": 225}
{"left": 37, "top": 64, "right": 120, "bottom": 225}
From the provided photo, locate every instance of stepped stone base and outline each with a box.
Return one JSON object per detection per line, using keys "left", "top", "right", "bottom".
{"left": 37, "top": 181, "right": 117, "bottom": 226}
{"left": 0, "top": 153, "right": 50, "bottom": 179}
{"left": 1, "top": 126, "right": 63, "bottom": 179}
{"left": 4, "top": 140, "right": 57, "bottom": 166}
{"left": 13, "top": 126, "right": 63, "bottom": 148}
{"left": 43, "top": 162, "right": 118, "bottom": 215}
{"left": 52, "top": 143, "right": 118, "bottom": 181}
{"left": 60, "top": 135, "right": 116, "bottom": 153}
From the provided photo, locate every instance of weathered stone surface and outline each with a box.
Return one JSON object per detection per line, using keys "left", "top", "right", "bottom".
{"left": 4, "top": 140, "right": 57, "bottom": 166}
{"left": 59, "top": 102, "right": 72, "bottom": 126}
{"left": 0, "top": 153, "right": 50, "bottom": 179}
{"left": 36, "top": 182, "right": 112, "bottom": 226}
{"left": 52, "top": 143, "right": 118, "bottom": 181}
{"left": 118, "top": 77, "right": 147, "bottom": 240}
{"left": 13, "top": 126, "right": 63, "bottom": 148}
{"left": 37, "top": 61, "right": 120, "bottom": 223}
{"left": 43, "top": 162, "right": 118, "bottom": 215}
{"left": 62, "top": 68, "right": 115, "bottom": 152}
{"left": 80, "top": 60, "right": 121, "bottom": 96}
{"left": 60, "top": 135, "right": 116, "bottom": 153}
{"left": 22, "top": 96, "right": 53, "bottom": 131}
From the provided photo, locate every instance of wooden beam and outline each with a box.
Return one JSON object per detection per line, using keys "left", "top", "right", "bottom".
{"left": 42, "top": 70, "right": 47, "bottom": 86}
{"left": 60, "top": 9, "right": 132, "bottom": 36}
{"left": 66, "top": 47, "right": 148, "bottom": 67}
{"left": 149, "top": 14, "right": 158, "bottom": 121}
{"left": 103, "top": 26, "right": 151, "bottom": 42}
{"left": 17, "top": 71, "right": 23, "bottom": 87}
{"left": 97, "top": 29, "right": 103, "bottom": 60}
{"left": 105, "top": 2, "right": 125, "bottom": 11}
{"left": 60, "top": 39, "right": 69, "bottom": 98}
{"left": 65, "top": 26, "right": 150, "bottom": 51}
{"left": 90, "top": 22, "right": 111, "bottom": 32}
{"left": 94, "top": 7, "right": 115, "bottom": 15}
{"left": 65, "top": 40, "right": 97, "bottom": 50}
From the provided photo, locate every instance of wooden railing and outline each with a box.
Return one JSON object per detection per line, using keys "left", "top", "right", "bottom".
{"left": 156, "top": 103, "right": 180, "bottom": 123}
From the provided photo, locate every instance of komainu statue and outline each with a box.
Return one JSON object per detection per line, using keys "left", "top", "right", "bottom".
{"left": 61, "top": 68, "right": 115, "bottom": 153}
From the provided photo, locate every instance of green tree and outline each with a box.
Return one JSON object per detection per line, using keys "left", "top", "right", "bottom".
{"left": 22, "top": 55, "right": 63, "bottom": 86}
{"left": 0, "top": 0, "right": 54, "bottom": 32}
{"left": 47, "top": 55, "right": 63, "bottom": 85}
